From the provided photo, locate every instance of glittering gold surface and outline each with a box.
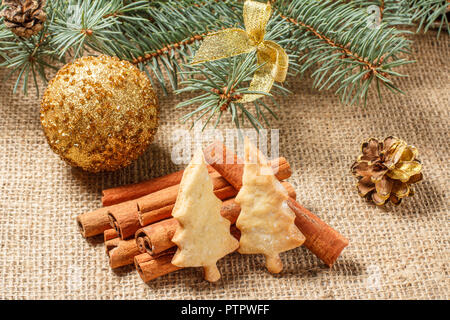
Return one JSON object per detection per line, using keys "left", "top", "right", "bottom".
{"left": 40, "top": 55, "right": 159, "bottom": 173}
{"left": 192, "top": 0, "right": 288, "bottom": 103}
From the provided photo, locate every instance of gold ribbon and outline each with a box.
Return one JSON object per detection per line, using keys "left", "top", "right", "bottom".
{"left": 192, "top": 0, "right": 288, "bottom": 103}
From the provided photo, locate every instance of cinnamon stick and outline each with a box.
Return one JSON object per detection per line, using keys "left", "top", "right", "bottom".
{"left": 109, "top": 158, "right": 291, "bottom": 239}
{"left": 135, "top": 182, "right": 297, "bottom": 256}
{"left": 286, "top": 198, "right": 348, "bottom": 267}
{"left": 105, "top": 230, "right": 141, "bottom": 269}
{"left": 103, "top": 157, "right": 290, "bottom": 206}
{"left": 203, "top": 141, "right": 349, "bottom": 267}
{"left": 102, "top": 166, "right": 216, "bottom": 206}
{"left": 77, "top": 207, "right": 111, "bottom": 238}
{"left": 135, "top": 250, "right": 181, "bottom": 283}
{"left": 136, "top": 174, "right": 236, "bottom": 227}
{"left": 104, "top": 229, "right": 118, "bottom": 242}
{"left": 77, "top": 157, "right": 290, "bottom": 239}
{"left": 77, "top": 200, "right": 139, "bottom": 239}
{"left": 107, "top": 201, "right": 140, "bottom": 240}
{"left": 135, "top": 227, "right": 241, "bottom": 282}
{"left": 136, "top": 218, "right": 178, "bottom": 255}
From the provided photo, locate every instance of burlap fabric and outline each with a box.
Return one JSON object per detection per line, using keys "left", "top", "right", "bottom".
{"left": 0, "top": 32, "right": 448, "bottom": 300}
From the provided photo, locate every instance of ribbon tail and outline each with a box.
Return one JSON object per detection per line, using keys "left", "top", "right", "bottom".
{"left": 192, "top": 28, "right": 255, "bottom": 65}
{"left": 238, "top": 41, "right": 289, "bottom": 104}
{"left": 261, "top": 40, "right": 289, "bottom": 82}
{"left": 238, "top": 63, "right": 274, "bottom": 103}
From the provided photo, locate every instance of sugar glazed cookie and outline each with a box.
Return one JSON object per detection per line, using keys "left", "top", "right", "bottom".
{"left": 171, "top": 150, "right": 239, "bottom": 282}
{"left": 235, "top": 138, "right": 305, "bottom": 273}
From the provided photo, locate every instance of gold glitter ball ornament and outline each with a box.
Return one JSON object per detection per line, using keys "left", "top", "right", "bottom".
{"left": 40, "top": 55, "right": 159, "bottom": 173}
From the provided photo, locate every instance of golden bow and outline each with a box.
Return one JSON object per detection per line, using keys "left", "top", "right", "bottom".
{"left": 192, "top": 0, "right": 288, "bottom": 103}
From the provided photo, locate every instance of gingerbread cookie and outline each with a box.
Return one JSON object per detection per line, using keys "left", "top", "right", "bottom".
{"left": 235, "top": 138, "right": 305, "bottom": 273}
{"left": 171, "top": 149, "right": 239, "bottom": 282}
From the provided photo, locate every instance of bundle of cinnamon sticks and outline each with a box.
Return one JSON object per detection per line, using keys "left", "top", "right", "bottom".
{"left": 77, "top": 142, "right": 348, "bottom": 283}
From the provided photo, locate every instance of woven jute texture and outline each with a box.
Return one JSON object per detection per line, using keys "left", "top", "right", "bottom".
{"left": 0, "top": 32, "right": 448, "bottom": 300}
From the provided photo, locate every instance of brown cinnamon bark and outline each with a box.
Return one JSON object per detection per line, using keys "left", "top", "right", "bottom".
{"left": 203, "top": 141, "right": 349, "bottom": 267}
{"left": 107, "top": 200, "right": 141, "bottom": 240}
{"left": 102, "top": 166, "right": 216, "bottom": 206}
{"left": 77, "top": 200, "right": 139, "bottom": 239}
{"left": 135, "top": 250, "right": 181, "bottom": 283}
{"left": 135, "top": 182, "right": 296, "bottom": 256}
{"left": 105, "top": 230, "right": 141, "bottom": 269}
{"left": 109, "top": 158, "right": 290, "bottom": 239}
{"left": 76, "top": 207, "right": 111, "bottom": 238}
{"left": 135, "top": 227, "right": 241, "bottom": 282}
{"left": 77, "top": 157, "right": 290, "bottom": 239}
{"left": 287, "top": 198, "right": 348, "bottom": 267}
{"left": 104, "top": 229, "right": 118, "bottom": 242}
{"left": 136, "top": 218, "right": 179, "bottom": 255}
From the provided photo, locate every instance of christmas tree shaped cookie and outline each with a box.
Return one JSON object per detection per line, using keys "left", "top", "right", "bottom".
{"left": 235, "top": 138, "right": 305, "bottom": 273}
{"left": 171, "top": 149, "right": 239, "bottom": 282}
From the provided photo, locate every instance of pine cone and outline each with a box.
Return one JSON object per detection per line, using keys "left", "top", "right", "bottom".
{"left": 0, "top": 0, "right": 46, "bottom": 38}
{"left": 351, "top": 136, "right": 423, "bottom": 206}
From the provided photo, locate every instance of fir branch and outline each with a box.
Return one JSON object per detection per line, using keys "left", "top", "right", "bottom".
{"left": 346, "top": 0, "right": 412, "bottom": 27}
{"left": 48, "top": 0, "right": 150, "bottom": 59}
{"left": 175, "top": 52, "right": 288, "bottom": 131}
{"left": 114, "top": 0, "right": 243, "bottom": 93}
{"left": 0, "top": 0, "right": 428, "bottom": 130}
{"left": 275, "top": 0, "right": 413, "bottom": 105}
{"left": 172, "top": 12, "right": 298, "bottom": 130}
{"left": 0, "top": 0, "right": 243, "bottom": 95}
{"left": 410, "top": 0, "right": 449, "bottom": 36}
{"left": 0, "top": 1, "right": 59, "bottom": 96}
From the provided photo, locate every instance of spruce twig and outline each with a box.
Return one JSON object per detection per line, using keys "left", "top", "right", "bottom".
{"left": 275, "top": 0, "right": 413, "bottom": 105}
{"left": 0, "top": 1, "right": 59, "bottom": 96}
{"left": 410, "top": 0, "right": 449, "bottom": 37}
{"left": 0, "top": 0, "right": 445, "bottom": 131}
{"left": 175, "top": 52, "right": 286, "bottom": 131}
{"left": 343, "top": 0, "right": 412, "bottom": 27}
